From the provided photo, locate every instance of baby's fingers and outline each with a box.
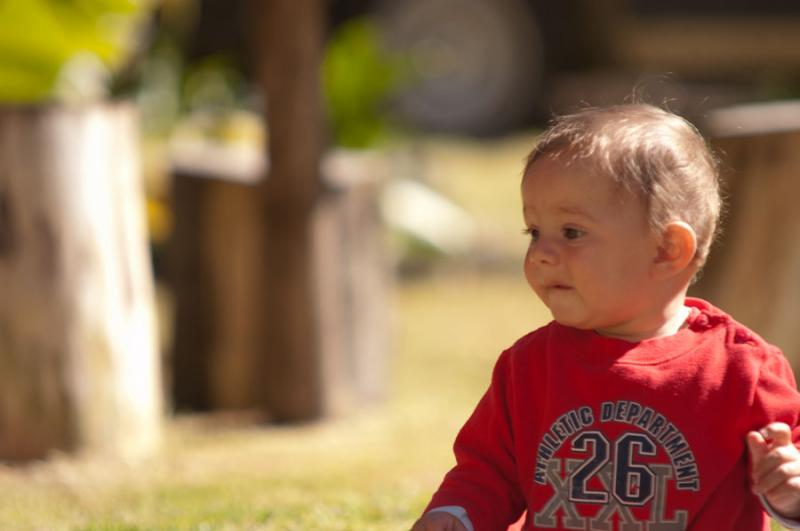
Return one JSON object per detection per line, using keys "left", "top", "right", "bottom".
{"left": 751, "top": 458, "right": 800, "bottom": 495}
{"left": 751, "top": 444, "right": 800, "bottom": 490}
{"left": 747, "top": 430, "right": 769, "bottom": 467}
{"left": 761, "top": 423, "right": 793, "bottom": 447}
{"left": 749, "top": 424, "right": 797, "bottom": 473}
{"left": 759, "top": 474, "right": 800, "bottom": 520}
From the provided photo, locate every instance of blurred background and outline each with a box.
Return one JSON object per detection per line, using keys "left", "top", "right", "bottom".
{"left": 1, "top": 0, "right": 800, "bottom": 528}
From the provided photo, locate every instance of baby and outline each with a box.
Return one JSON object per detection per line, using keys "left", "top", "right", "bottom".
{"left": 412, "top": 104, "right": 800, "bottom": 530}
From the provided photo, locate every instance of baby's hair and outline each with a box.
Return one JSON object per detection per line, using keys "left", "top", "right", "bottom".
{"left": 524, "top": 103, "right": 721, "bottom": 268}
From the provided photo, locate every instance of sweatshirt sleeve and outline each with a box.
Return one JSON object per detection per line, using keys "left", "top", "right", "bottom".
{"left": 425, "top": 349, "right": 526, "bottom": 530}
{"left": 750, "top": 347, "right": 800, "bottom": 441}
{"left": 749, "top": 347, "right": 800, "bottom": 527}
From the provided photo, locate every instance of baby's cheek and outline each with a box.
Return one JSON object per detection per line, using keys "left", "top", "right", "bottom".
{"left": 522, "top": 261, "right": 538, "bottom": 291}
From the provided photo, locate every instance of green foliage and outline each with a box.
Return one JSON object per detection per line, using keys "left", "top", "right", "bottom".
{"left": 323, "top": 17, "right": 401, "bottom": 149}
{"left": 0, "top": 0, "right": 148, "bottom": 103}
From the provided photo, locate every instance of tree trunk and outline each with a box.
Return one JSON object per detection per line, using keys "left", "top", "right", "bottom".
{"left": 0, "top": 103, "right": 162, "bottom": 460}
{"left": 255, "top": 0, "right": 327, "bottom": 421}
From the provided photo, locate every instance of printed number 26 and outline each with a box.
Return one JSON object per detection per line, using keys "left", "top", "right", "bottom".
{"left": 570, "top": 431, "right": 656, "bottom": 506}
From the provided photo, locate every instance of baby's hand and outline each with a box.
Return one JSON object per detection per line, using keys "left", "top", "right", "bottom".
{"left": 411, "top": 512, "right": 468, "bottom": 531}
{"left": 747, "top": 422, "right": 800, "bottom": 519}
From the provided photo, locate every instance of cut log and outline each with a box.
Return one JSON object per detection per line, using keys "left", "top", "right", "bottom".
{"left": 170, "top": 170, "right": 268, "bottom": 411}
{"left": 693, "top": 102, "right": 800, "bottom": 376}
{"left": 0, "top": 103, "right": 162, "bottom": 460}
{"left": 169, "top": 149, "right": 389, "bottom": 416}
{"left": 312, "top": 152, "right": 391, "bottom": 411}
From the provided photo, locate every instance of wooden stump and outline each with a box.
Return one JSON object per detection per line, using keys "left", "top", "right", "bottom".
{"left": 312, "top": 152, "right": 391, "bottom": 411}
{"left": 693, "top": 102, "right": 800, "bottom": 375}
{"left": 169, "top": 149, "right": 390, "bottom": 416}
{"left": 170, "top": 168, "right": 268, "bottom": 411}
{"left": 0, "top": 103, "right": 163, "bottom": 460}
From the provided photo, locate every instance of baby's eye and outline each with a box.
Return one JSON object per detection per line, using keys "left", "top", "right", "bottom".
{"left": 522, "top": 227, "right": 539, "bottom": 242}
{"left": 562, "top": 227, "right": 585, "bottom": 240}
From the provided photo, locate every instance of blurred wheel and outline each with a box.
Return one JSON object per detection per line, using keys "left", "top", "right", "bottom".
{"left": 376, "top": 0, "right": 544, "bottom": 135}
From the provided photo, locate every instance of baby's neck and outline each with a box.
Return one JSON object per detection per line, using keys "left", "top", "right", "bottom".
{"left": 596, "top": 304, "right": 691, "bottom": 343}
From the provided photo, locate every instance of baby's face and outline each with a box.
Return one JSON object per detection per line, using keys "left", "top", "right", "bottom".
{"left": 522, "top": 154, "right": 663, "bottom": 338}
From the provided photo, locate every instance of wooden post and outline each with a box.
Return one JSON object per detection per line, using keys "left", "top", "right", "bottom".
{"left": 693, "top": 102, "right": 800, "bottom": 375}
{"left": 0, "top": 103, "right": 163, "bottom": 459}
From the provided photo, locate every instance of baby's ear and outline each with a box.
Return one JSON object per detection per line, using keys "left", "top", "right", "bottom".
{"left": 653, "top": 221, "right": 697, "bottom": 277}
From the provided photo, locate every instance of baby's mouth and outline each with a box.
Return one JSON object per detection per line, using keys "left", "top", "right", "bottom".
{"left": 538, "top": 278, "right": 573, "bottom": 292}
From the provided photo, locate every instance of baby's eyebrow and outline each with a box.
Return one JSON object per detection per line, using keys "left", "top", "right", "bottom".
{"left": 556, "top": 204, "right": 597, "bottom": 222}
{"left": 522, "top": 204, "right": 597, "bottom": 223}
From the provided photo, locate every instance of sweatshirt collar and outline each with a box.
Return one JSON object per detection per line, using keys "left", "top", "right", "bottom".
{"left": 556, "top": 298, "right": 727, "bottom": 365}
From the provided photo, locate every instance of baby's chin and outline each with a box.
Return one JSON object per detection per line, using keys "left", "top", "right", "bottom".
{"left": 540, "top": 292, "right": 594, "bottom": 326}
{"left": 548, "top": 310, "right": 597, "bottom": 331}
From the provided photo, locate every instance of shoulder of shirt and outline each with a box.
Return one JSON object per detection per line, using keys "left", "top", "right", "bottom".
{"left": 688, "top": 296, "right": 783, "bottom": 361}
{"left": 501, "top": 320, "right": 560, "bottom": 362}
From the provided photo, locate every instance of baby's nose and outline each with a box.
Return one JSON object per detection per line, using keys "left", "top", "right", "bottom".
{"left": 528, "top": 239, "right": 559, "bottom": 265}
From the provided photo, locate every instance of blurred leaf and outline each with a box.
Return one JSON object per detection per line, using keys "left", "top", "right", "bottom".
{"left": 0, "top": 0, "right": 148, "bottom": 103}
{"left": 323, "top": 17, "right": 401, "bottom": 149}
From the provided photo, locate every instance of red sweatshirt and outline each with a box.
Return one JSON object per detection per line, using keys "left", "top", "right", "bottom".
{"left": 426, "top": 298, "right": 800, "bottom": 530}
